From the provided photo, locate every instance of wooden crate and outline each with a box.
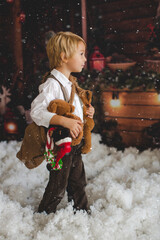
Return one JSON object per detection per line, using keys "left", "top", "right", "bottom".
{"left": 101, "top": 90, "right": 160, "bottom": 147}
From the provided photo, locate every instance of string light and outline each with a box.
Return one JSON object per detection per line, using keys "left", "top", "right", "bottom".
{"left": 110, "top": 91, "right": 120, "bottom": 107}
{"left": 4, "top": 122, "right": 18, "bottom": 134}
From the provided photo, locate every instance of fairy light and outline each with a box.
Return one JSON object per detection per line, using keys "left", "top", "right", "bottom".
{"left": 19, "top": 12, "right": 26, "bottom": 23}
{"left": 5, "top": 122, "right": 18, "bottom": 134}
{"left": 110, "top": 92, "right": 121, "bottom": 107}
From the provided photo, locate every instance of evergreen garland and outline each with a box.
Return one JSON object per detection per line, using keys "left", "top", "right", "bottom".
{"left": 79, "top": 66, "right": 160, "bottom": 92}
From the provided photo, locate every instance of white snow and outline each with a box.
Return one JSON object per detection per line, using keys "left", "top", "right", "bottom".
{"left": 0, "top": 133, "right": 160, "bottom": 240}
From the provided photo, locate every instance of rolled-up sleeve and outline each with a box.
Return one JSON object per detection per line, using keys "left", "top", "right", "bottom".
{"left": 30, "top": 79, "right": 62, "bottom": 128}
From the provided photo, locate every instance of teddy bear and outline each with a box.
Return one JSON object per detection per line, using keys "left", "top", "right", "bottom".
{"left": 47, "top": 99, "right": 83, "bottom": 146}
{"left": 45, "top": 99, "right": 83, "bottom": 170}
{"left": 78, "top": 90, "right": 95, "bottom": 154}
{"left": 47, "top": 92, "right": 94, "bottom": 167}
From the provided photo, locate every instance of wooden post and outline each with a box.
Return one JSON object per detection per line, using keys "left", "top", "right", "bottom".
{"left": 81, "top": 0, "right": 87, "bottom": 68}
{"left": 81, "top": 0, "right": 87, "bottom": 44}
{"left": 12, "top": 0, "right": 24, "bottom": 89}
{"left": 156, "top": 0, "right": 160, "bottom": 17}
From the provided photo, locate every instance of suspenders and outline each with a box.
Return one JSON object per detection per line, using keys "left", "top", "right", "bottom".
{"left": 47, "top": 74, "right": 68, "bottom": 103}
{"left": 44, "top": 72, "right": 76, "bottom": 104}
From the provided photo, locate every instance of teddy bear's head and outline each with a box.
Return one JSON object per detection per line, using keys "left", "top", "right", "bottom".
{"left": 79, "top": 90, "right": 92, "bottom": 106}
{"left": 47, "top": 99, "right": 75, "bottom": 115}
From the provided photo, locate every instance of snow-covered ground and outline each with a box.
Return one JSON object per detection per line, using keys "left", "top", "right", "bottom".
{"left": 0, "top": 133, "right": 160, "bottom": 240}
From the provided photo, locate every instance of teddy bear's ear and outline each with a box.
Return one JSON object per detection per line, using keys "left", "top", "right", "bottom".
{"left": 86, "top": 90, "right": 92, "bottom": 103}
{"left": 47, "top": 101, "right": 57, "bottom": 113}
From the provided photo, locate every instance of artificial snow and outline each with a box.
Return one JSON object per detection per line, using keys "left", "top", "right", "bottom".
{"left": 0, "top": 134, "right": 160, "bottom": 240}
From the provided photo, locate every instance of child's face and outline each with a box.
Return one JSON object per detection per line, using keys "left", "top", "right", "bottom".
{"left": 66, "top": 41, "right": 86, "bottom": 73}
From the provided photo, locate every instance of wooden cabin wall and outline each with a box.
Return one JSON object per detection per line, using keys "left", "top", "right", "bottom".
{"left": 101, "top": 90, "right": 160, "bottom": 148}
{"left": 87, "top": 0, "right": 159, "bottom": 63}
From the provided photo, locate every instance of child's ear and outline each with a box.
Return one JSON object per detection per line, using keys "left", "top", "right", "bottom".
{"left": 60, "top": 52, "right": 68, "bottom": 63}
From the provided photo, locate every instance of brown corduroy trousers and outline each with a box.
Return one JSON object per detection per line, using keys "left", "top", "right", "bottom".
{"left": 38, "top": 142, "right": 88, "bottom": 214}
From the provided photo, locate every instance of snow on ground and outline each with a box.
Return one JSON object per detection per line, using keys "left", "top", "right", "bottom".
{"left": 0, "top": 133, "right": 160, "bottom": 240}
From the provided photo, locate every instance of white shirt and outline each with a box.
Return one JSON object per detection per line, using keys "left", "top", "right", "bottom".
{"left": 30, "top": 69, "right": 83, "bottom": 128}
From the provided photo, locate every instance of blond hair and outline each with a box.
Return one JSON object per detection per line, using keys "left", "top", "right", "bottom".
{"left": 46, "top": 31, "right": 86, "bottom": 70}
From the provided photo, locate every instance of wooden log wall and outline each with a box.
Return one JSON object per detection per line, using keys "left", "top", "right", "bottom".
{"left": 101, "top": 90, "right": 160, "bottom": 147}
{"left": 87, "top": 0, "right": 158, "bottom": 62}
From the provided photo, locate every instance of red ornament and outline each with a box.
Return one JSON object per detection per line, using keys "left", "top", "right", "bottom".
{"left": 19, "top": 12, "right": 26, "bottom": 23}
{"left": 89, "top": 46, "right": 105, "bottom": 71}
{"left": 6, "top": 0, "right": 14, "bottom": 3}
{"left": 147, "top": 24, "right": 156, "bottom": 38}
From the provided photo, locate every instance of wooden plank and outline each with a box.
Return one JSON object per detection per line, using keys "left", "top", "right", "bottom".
{"left": 104, "top": 18, "right": 154, "bottom": 33}
{"left": 97, "top": 0, "right": 157, "bottom": 13}
{"left": 102, "top": 90, "right": 160, "bottom": 106}
{"left": 102, "top": 92, "right": 160, "bottom": 106}
{"left": 103, "top": 6, "right": 157, "bottom": 22}
{"left": 105, "top": 117, "right": 159, "bottom": 131}
{"left": 106, "top": 30, "right": 149, "bottom": 43}
{"left": 121, "top": 92, "right": 160, "bottom": 105}
{"left": 102, "top": 105, "right": 160, "bottom": 119}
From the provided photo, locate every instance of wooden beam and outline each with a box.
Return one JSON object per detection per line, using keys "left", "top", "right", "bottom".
{"left": 81, "top": 0, "right": 87, "bottom": 44}
{"left": 103, "top": 6, "right": 157, "bottom": 23}
{"left": 12, "top": 0, "right": 23, "bottom": 73}
{"left": 12, "top": 0, "right": 24, "bottom": 94}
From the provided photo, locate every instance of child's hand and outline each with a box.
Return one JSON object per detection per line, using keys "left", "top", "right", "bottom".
{"left": 86, "top": 104, "right": 95, "bottom": 118}
{"left": 63, "top": 118, "right": 83, "bottom": 139}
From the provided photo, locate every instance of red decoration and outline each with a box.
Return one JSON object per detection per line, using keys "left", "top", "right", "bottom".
{"left": 6, "top": 0, "right": 14, "bottom": 3}
{"left": 89, "top": 46, "right": 105, "bottom": 71}
{"left": 19, "top": 12, "right": 26, "bottom": 23}
{"left": 147, "top": 24, "right": 156, "bottom": 38}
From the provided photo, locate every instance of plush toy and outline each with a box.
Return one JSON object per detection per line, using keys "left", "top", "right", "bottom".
{"left": 78, "top": 90, "right": 95, "bottom": 154}
{"left": 46, "top": 92, "right": 94, "bottom": 169}
{"left": 47, "top": 99, "right": 83, "bottom": 146}
{"left": 45, "top": 99, "right": 83, "bottom": 170}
